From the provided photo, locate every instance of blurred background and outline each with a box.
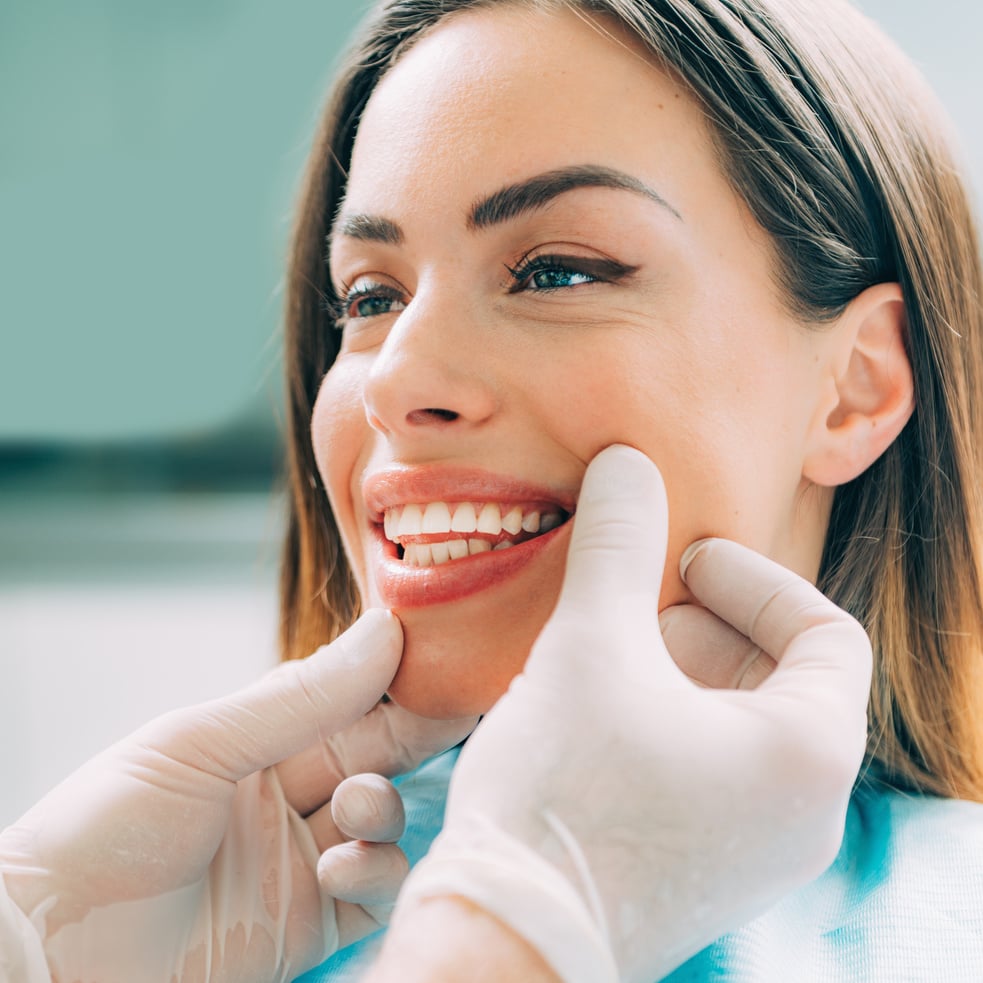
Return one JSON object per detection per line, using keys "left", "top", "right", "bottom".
{"left": 0, "top": 0, "right": 368, "bottom": 825}
{"left": 1, "top": 0, "right": 981, "bottom": 825}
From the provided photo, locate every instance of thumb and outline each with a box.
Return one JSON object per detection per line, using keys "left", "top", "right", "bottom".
{"left": 523, "top": 446, "right": 672, "bottom": 689}
{"left": 143, "top": 610, "right": 403, "bottom": 782}
{"left": 555, "top": 444, "right": 668, "bottom": 613}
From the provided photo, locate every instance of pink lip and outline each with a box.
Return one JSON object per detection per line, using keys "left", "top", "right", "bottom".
{"left": 363, "top": 466, "right": 576, "bottom": 608}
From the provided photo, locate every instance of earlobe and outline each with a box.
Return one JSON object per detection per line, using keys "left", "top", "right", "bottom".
{"left": 802, "top": 282, "right": 915, "bottom": 487}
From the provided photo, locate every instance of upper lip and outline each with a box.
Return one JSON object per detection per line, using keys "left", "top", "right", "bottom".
{"left": 363, "top": 465, "right": 577, "bottom": 523}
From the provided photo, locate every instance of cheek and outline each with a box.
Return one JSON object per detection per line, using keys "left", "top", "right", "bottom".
{"left": 534, "top": 341, "right": 792, "bottom": 600}
{"left": 311, "top": 358, "right": 371, "bottom": 560}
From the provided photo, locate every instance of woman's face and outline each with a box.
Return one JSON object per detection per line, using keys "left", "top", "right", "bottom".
{"left": 314, "top": 4, "right": 836, "bottom": 717}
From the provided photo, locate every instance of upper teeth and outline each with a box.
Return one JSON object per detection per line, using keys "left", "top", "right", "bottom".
{"left": 383, "top": 501, "right": 563, "bottom": 546}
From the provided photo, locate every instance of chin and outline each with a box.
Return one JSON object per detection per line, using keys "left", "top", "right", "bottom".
{"left": 384, "top": 583, "right": 560, "bottom": 718}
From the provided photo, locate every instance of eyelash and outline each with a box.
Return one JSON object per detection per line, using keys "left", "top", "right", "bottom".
{"left": 331, "top": 254, "right": 636, "bottom": 329}
{"left": 328, "top": 282, "right": 404, "bottom": 330}
{"left": 505, "top": 253, "right": 635, "bottom": 293}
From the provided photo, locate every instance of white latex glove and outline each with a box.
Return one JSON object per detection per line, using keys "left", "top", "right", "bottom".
{"left": 658, "top": 601, "right": 778, "bottom": 691}
{"left": 396, "top": 445, "right": 872, "bottom": 983}
{"left": 0, "top": 610, "right": 476, "bottom": 983}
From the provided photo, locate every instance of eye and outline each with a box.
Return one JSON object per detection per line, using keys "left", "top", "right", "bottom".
{"left": 335, "top": 280, "right": 407, "bottom": 327}
{"left": 506, "top": 253, "right": 637, "bottom": 294}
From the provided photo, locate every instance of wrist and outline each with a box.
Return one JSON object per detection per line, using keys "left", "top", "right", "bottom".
{"left": 393, "top": 817, "right": 619, "bottom": 983}
{"left": 364, "top": 895, "right": 560, "bottom": 983}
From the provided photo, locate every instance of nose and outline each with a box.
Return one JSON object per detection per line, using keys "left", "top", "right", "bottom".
{"left": 363, "top": 287, "right": 498, "bottom": 439}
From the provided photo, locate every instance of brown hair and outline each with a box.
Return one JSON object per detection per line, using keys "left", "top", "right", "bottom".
{"left": 280, "top": 0, "right": 983, "bottom": 800}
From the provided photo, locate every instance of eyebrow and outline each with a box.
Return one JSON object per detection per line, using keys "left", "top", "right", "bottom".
{"left": 331, "top": 163, "right": 681, "bottom": 245}
{"left": 332, "top": 212, "right": 403, "bottom": 245}
{"left": 469, "top": 164, "right": 681, "bottom": 229}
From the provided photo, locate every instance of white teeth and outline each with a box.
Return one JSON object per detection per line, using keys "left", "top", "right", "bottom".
{"left": 397, "top": 504, "right": 423, "bottom": 537}
{"left": 402, "top": 537, "right": 498, "bottom": 567}
{"left": 450, "top": 502, "right": 478, "bottom": 533}
{"left": 383, "top": 501, "right": 567, "bottom": 563}
{"left": 476, "top": 503, "right": 502, "bottom": 535}
{"left": 422, "top": 501, "right": 453, "bottom": 534}
{"left": 404, "top": 543, "right": 432, "bottom": 567}
{"left": 501, "top": 506, "right": 523, "bottom": 535}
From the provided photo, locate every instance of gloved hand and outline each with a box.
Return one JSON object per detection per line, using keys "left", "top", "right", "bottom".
{"left": 395, "top": 445, "right": 872, "bottom": 983}
{"left": 0, "top": 611, "right": 476, "bottom": 983}
{"left": 658, "top": 600, "right": 778, "bottom": 691}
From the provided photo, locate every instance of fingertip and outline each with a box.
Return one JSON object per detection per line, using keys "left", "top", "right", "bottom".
{"left": 578, "top": 444, "right": 666, "bottom": 512}
{"left": 348, "top": 608, "right": 404, "bottom": 651}
{"left": 679, "top": 538, "right": 715, "bottom": 581}
{"left": 333, "top": 774, "right": 405, "bottom": 843}
{"left": 316, "top": 610, "right": 403, "bottom": 683}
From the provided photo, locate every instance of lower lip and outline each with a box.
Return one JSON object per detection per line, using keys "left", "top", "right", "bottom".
{"left": 370, "top": 523, "right": 571, "bottom": 608}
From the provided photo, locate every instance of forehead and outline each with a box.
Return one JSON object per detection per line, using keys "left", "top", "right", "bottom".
{"left": 344, "top": 4, "right": 720, "bottom": 219}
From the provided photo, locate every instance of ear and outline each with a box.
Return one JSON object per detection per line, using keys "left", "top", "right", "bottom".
{"left": 802, "top": 282, "right": 914, "bottom": 487}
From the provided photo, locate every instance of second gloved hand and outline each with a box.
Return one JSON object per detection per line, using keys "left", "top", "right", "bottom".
{"left": 395, "top": 445, "right": 872, "bottom": 983}
{"left": 0, "top": 611, "right": 475, "bottom": 983}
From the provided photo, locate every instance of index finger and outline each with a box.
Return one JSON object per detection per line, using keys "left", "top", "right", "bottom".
{"left": 276, "top": 701, "right": 477, "bottom": 816}
{"left": 680, "top": 538, "right": 872, "bottom": 705}
{"left": 556, "top": 444, "right": 668, "bottom": 613}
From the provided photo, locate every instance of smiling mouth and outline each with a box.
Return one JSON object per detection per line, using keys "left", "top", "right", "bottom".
{"left": 383, "top": 501, "right": 569, "bottom": 567}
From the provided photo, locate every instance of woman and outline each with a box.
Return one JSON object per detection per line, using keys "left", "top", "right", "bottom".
{"left": 282, "top": 0, "right": 983, "bottom": 799}
{"left": 280, "top": 0, "right": 983, "bottom": 979}
{"left": 1, "top": 1, "right": 980, "bottom": 980}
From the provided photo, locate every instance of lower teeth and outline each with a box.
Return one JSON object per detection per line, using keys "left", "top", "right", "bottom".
{"left": 401, "top": 536, "right": 521, "bottom": 567}
{"left": 395, "top": 512, "right": 567, "bottom": 568}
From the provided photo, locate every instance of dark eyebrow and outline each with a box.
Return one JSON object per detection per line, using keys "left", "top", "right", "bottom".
{"left": 468, "top": 164, "right": 682, "bottom": 229}
{"left": 331, "top": 213, "right": 404, "bottom": 245}
{"left": 330, "top": 164, "right": 680, "bottom": 246}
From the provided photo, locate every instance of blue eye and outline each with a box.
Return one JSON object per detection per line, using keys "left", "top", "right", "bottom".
{"left": 528, "top": 267, "right": 597, "bottom": 289}
{"left": 337, "top": 282, "right": 407, "bottom": 326}
{"left": 506, "top": 254, "right": 636, "bottom": 293}
{"left": 351, "top": 294, "right": 402, "bottom": 318}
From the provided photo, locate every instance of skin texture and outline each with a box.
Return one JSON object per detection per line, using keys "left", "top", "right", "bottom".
{"left": 312, "top": 5, "right": 883, "bottom": 718}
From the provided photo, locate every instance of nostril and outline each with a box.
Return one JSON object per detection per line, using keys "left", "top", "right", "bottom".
{"left": 407, "top": 407, "right": 459, "bottom": 424}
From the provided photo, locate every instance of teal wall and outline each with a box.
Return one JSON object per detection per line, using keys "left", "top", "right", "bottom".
{"left": 0, "top": 1, "right": 979, "bottom": 444}
{"left": 0, "top": 0, "right": 366, "bottom": 440}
